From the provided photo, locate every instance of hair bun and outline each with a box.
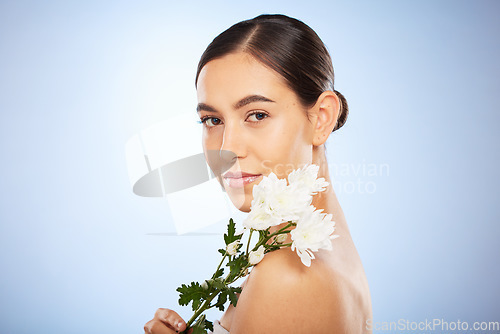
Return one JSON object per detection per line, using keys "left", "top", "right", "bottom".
{"left": 333, "top": 90, "right": 349, "bottom": 132}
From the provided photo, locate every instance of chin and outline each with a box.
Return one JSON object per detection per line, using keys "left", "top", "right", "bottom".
{"left": 226, "top": 191, "right": 252, "bottom": 213}
{"left": 219, "top": 177, "right": 254, "bottom": 212}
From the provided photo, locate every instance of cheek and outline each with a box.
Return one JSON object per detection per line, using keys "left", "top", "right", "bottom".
{"left": 202, "top": 129, "right": 224, "bottom": 161}
{"left": 253, "top": 118, "right": 312, "bottom": 175}
{"left": 202, "top": 131, "right": 220, "bottom": 172}
{"left": 202, "top": 129, "right": 219, "bottom": 149}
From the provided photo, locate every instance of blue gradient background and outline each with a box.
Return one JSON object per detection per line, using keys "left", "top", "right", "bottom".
{"left": 1, "top": 1, "right": 499, "bottom": 333}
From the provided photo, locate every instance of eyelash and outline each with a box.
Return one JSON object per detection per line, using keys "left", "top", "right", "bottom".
{"left": 197, "top": 112, "right": 269, "bottom": 127}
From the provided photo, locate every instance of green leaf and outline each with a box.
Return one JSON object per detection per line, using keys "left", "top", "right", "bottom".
{"left": 214, "top": 289, "right": 228, "bottom": 311}
{"left": 212, "top": 285, "right": 242, "bottom": 311}
{"left": 191, "top": 314, "right": 208, "bottom": 334}
{"left": 213, "top": 278, "right": 226, "bottom": 290}
{"left": 176, "top": 282, "right": 209, "bottom": 311}
{"left": 228, "top": 287, "right": 241, "bottom": 307}
{"left": 223, "top": 218, "right": 242, "bottom": 246}
{"left": 212, "top": 268, "right": 224, "bottom": 280}
{"left": 227, "top": 253, "right": 249, "bottom": 282}
{"left": 205, "top": 277, "right": 225, "bottom": 290}
{"left": 205, "top": 319, "right": 214, "bottom": 332}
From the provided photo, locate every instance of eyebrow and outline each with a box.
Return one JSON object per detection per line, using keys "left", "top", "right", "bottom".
{"left": 196, "top": 95, "right": 275, "bottom": 113}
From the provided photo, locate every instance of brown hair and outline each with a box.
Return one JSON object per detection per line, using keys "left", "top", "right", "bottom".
{"left": 195, "top": 14, "right": 348, "bottom": 132}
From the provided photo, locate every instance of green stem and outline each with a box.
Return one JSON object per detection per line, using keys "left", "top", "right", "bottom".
{"left": 214, "top": 252, "right": 227, "bottom": 278}
{"left": 185, "top": 263, "right": 241, "bottom": 331}
{"left": 268, "top": 221, "right": 295, "bottom": 238}
{"left": 246, "top": 229, "right": 254, "bottom": 256}
{"left": 183, "top": 289, "right": 220, "bottom": 332}
{"left": 228, "top": 263, "right": 251, "bottom": 285}
{"left": 253, "top": 222, "right": 294, "bottom": 250}
{"left": 182, "top": 222, "right": 296, "bottom": 333}
{"left": 183, "top": 251, "right": 230, "bottom": 332}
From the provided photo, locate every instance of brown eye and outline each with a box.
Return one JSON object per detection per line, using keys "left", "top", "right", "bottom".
{"left": 247, "top": 112, "right": 268, "bottom": 122}
{"left": 200, "top": 117, "right": 222, "bottom": 127}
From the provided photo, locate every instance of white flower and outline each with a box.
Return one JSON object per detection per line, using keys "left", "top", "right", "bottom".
{"left": 274, "top": 234, "right": 288, "bottom": 244}
{"left": 226, "top": 241, "right": 240, "bottom": 256}
{"left": 242, "top": 206, "right": 282, "bottom": 230}
{"left": 242, "top": 165, "right": 337, "bottom": 267}
{"left": 246, "top": 171, "right": 311, "bottom": 228}
{"left": 288, "top": 164, "right": 329, "bottom": 195}
{"left": 290, "top": 205, "right": 338, "bottom": 267}
{"left": 248, "top": 245, "right": 265, "bottom": 265}
{"left": 201, "top": 280, "right": 208, "bottom": 290}
{"left": 264, "top": 184, "right": 311, "bottom": 222}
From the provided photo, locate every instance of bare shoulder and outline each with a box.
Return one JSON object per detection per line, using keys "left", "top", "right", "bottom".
{"left": 230, "top": 247, "right": 370, "bottom": 334}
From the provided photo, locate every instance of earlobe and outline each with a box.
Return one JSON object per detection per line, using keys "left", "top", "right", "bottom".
{"left": 312, "top": 91, "right": 340, "bottom": 146}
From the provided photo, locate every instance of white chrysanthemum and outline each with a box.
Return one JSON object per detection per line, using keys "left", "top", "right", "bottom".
{"left": 242, "top": 206, "right": 282, "bottom": 230}
{"left": 250, "top": 172, "right": 284, "bottom": 207}
{"left": 244, "top": 171, "right": 310, "bottom": 229}
{"left": 249, "top": 245, "right": 265, "bottom": 265}
{"left": 264, "top": 184, "right": 311, "bottom": 222}
{"left": 290, "top": 205, "right": 339, "bottom": 267}
{"left": 288, "top": 164, "right": 329, "bottom": 195}
{"left": 250, "top": 171, "right": 311, "bottom": 223}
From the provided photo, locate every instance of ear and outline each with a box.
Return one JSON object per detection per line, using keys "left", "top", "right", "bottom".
{"left": 309, "top": 91, "right": 340, "bottom": 146}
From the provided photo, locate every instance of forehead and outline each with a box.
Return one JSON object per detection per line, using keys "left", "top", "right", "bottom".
{"left": 196, "top": 52, "right": 293, "bottom": 104}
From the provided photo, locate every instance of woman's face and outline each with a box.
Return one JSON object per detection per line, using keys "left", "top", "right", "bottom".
{"left": 196, "top": 52, "right": 316, "bottom": 212}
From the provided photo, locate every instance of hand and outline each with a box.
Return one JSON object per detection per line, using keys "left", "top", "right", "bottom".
{"left": 144, "top": 308, "right": 193, "bottom": 334}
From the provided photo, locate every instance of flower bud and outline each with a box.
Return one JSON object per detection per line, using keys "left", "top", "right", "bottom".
{"left": 274, "top": 234, "right": 288, "bottom": 244}
{"left": 249, "top": 245, "right": 265, "bottom": 265}
{"left": 226, "top": 241, "right": 240, "bottom": 256}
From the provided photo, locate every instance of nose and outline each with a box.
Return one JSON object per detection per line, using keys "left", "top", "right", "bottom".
{"left": 219, "top": 120, "right": 245, "bottom": 170}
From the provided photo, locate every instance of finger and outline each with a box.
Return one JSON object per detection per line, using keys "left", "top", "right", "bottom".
{"left": 144, "top": 319, "right": 177, "bottom": 334}
{"left": 154, "top": 308, "right": 187, "bottom": 332}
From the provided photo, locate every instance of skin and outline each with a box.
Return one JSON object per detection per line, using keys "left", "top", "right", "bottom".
{"left": 144, "top": 52, "right": 372, "bottom": 333}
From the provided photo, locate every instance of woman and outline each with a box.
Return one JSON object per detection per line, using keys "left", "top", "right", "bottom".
{"left": 144, "top": 14, "right": 372, "bottom": 334}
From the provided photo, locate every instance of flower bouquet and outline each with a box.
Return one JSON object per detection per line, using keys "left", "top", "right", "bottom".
{"left": 177, "top": 164, "right": 339, "bottom": 334}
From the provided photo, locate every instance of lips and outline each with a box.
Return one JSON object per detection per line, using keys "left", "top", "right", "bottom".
{"left": 223, "top": 171, "right": 260, "bottom": 179}
{"left": 222, "top": 171, "right": 262, "bottom": 188}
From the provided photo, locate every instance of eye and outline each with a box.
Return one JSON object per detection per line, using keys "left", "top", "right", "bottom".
{"left": 198, "top": 112, "right": 267, "bottom": 127}
{"left": 198, "top": 116, "right": 222, "bottom": 127}
{"left": 247, "top": 112, "right": 269, "bottom": 122}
